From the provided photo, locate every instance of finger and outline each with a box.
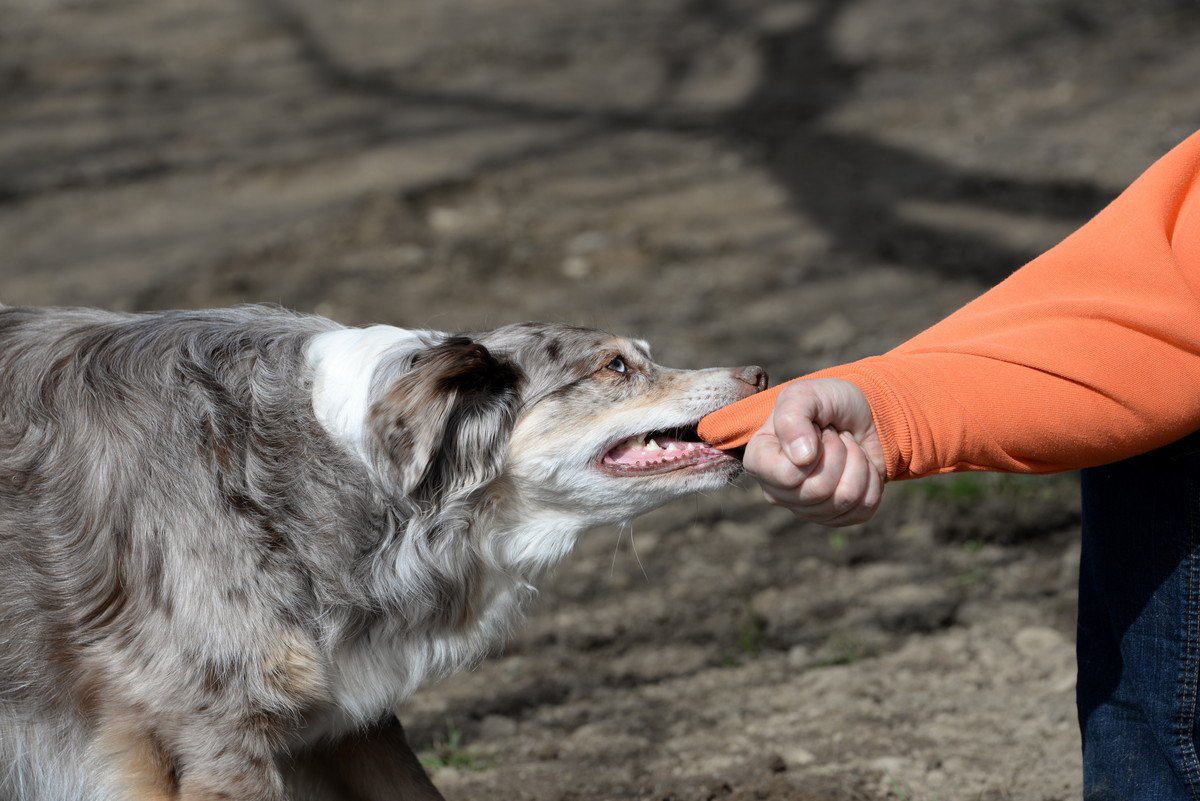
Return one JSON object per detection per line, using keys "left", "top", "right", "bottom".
{"left": 795, "top": 429, "right": 847, "bottom": 506}
{"left": 772, "top": 384, "right": 823, "bottom": 467}
{"left": 861, "top": 450, "right": 885, "bottom": 511}
{"left": 765, "top": 434, "right": 869, "bottom": 520}
{"left": 758, "top": 437, "right": 888, "bottom": 524}
{"left": 822, "top": 439, "right": 886, "bottom": 525}
{"left": 829, "top": 432, "right": 871, "bottom": 515}
{"left": 818, "top": 438, "right": 876, "bottom": 525}
{"left": 744, "top": 416, "right": 810, "bottom": 490}
{"left": 823, "top": 505, "right": 875, "bottom": 527}
{"left": 760, "top": 428, "right": 848, "bottom": 512}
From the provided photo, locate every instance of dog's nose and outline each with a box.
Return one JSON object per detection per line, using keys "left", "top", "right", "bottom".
{"left": 732, "top": 366, "right": 768, "bottom": 393}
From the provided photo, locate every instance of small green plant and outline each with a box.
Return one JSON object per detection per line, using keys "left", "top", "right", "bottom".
{"left": 737, "top": 606, "right": 768, "bottom": 656}
{"left": 888, "top": 777, "right": 912, "bottom": 801}
{"left": 886, "top": 775, "right": 942, "bottom": 801}
{"left": 909, "top": 473, "right": 988, "bottom": 502}
{"left": 828, "top": 531, "right": 849, "bottom": 551}
{"left": 956, "top": 565, "right": 987, "bottom": 587}
{"left": 906, "top": 471, "right": 1077, "bottom": 504}
{"left": 718, "top": 604, "right": 769, "bottom": 666}
{"left": 421, "top": 718, "right": 489, "bottom": 772}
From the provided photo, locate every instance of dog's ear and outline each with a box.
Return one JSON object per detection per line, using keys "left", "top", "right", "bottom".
{"left": 369, "top": 337, "right": 522, "bottom": 504}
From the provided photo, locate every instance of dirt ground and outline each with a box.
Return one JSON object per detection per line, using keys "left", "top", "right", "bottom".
{"left": 4, "top": 0, "right": 1200, "bottom": 798}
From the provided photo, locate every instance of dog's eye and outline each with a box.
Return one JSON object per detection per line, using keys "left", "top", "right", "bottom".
{"left": 605, "top": 356, "right": 627, "bottom": 374}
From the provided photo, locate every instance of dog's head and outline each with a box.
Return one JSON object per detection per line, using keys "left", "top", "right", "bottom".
{"left": 319, "top": 321, "right": 758, "bottom": 573}
{"left": 476, "top": 323, "right": 765, "bottom": 523}
{"left": 340, "top": 322, "right": 764, "bottom": 567}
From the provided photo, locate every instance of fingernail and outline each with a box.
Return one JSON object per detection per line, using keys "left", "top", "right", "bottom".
{"left": 786, "top": 438, "right": 815, "bottom": 463}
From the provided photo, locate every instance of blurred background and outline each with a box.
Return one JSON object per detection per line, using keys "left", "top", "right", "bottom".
{"left": 4, "top": 0, "right": 1200, "bottom": 798}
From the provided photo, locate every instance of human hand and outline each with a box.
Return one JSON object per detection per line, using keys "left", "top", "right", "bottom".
{"left": 742, "top": 378, "right": 887, "bottom": 526}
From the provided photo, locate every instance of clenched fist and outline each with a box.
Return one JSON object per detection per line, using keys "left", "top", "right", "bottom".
{"left": 743, "top": 378, "right": 887, "bottom": 526}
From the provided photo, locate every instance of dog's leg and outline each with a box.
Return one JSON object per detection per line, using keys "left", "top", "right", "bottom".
{"left": 294, "top": 715, "right": 445, "bottom": 801}
{"left": 101, "top": 724, "right": 179, "bottom": 801}
{"left": 337, "top": 716, "right": 445, "bottom": 801}
{"left": 99, "top": 716, "right": 288, "bottom": 801}
{"left": 174, "top": 761, "right": 288, "bottom": 801}
{"left": 173, "top": 716, "right": 292, "bottom": 801}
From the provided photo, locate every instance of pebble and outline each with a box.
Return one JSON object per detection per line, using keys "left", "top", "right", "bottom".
{"left": 561, "top": 256, "right": 592, "bottom": 279}
{"left": 783, "top": 746, "right": 816, "bottom": 766}
{"left": 786, "top": 644, "right": 811, "bottom": 669}
{"left": 1013, "top": 626, "right": 1066, "bottom": 659}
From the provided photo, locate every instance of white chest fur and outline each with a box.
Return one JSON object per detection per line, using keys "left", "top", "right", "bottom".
{"left": 325, "top": 581, "right": 531, "bottom": 724}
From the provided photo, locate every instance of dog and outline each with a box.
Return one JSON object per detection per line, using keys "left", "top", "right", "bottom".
{"left": 0, "top": 305, "right": 766, "bottom": 801}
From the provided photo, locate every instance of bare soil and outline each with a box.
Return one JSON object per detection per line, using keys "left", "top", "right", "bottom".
{"left": 3, "top": 0, "right": 1200, "bottom": 798}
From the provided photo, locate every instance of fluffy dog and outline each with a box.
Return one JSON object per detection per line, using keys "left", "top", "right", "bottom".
{"left": 0, "top": 305, "right": 766, "bottom": 800}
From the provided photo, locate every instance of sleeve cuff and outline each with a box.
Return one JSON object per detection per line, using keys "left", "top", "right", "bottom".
{"left": 806, "top": 360, "right": 915, "bottom": 481}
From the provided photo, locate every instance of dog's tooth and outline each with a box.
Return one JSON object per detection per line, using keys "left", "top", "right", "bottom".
{"left": 646, "top": 439, "right": 662, "bottom": 451}
{"left": 665, "top": 442, "right": 678, "bottom": 451}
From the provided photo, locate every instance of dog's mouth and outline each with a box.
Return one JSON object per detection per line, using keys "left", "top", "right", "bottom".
{"left": 599, "top": 423, "right": 732, "bottom": 477}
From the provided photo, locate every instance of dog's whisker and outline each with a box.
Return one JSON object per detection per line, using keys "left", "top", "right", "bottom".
{"left": 610, "top": 522, "right": 626, "bottom": 578}
{"left": 627, "top": 522, "right": 649, "bottom": 582}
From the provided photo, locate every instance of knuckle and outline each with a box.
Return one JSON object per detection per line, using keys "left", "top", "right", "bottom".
{"left": 832, "top": 475, "right": 867, "bottom": 513}
{"left": 778, "top": 382, "right": 813, "bottom": 402}
{"left": 754, "top": 456, "right": 797, "bottom": 488}
{"left": 773, "top": 465, "right": 804, "bottom": 489}
{"left": 831, "top": 490, "right": 860, "bottom": 515}
{"left": 745, "top": 454, "right": 777, "bottom": 484}
{"left": 804, "top": 477, "right": 837, "bottom": 504}
{"left": 776, "top": 392, "right": 815, "bottom": 422}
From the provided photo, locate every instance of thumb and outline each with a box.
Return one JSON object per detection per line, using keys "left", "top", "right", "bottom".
{"left": 770, "top": 385, "right": 823, "bottom": 468}
{"left": 744, "top": 408, "right": 817, "bottom": 489}
{"left": 771, "top": 377, "right": 879, "bottom": 460}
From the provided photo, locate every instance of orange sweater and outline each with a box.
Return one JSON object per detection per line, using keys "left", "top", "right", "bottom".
{"left": 697, "top": 130, "right": 1200, "bottom": 481}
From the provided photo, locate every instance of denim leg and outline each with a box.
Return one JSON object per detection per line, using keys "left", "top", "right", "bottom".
{"left": 1078, "top": 431, "right": 1200, "bottom": 800}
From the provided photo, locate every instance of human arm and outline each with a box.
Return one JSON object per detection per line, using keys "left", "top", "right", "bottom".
{"left": 699, "top": 130, "right": 1200, "bottom": 515}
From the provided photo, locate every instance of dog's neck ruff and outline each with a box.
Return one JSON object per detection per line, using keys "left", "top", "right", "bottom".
{"left": 306, "top": 325, "right": 433, "bottom": 462}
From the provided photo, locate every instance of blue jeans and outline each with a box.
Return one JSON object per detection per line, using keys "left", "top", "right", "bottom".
{"left": 1079, "top": 430, "right": 1200, "bottom": 799}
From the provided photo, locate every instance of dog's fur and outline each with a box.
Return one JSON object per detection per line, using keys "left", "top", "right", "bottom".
{"left": 0, "top": 305, "right": 765, "bottom": 801}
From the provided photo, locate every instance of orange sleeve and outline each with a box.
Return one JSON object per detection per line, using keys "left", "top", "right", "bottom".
{"left": 697, "top": 130, "right": 1200, "bottom": 481}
